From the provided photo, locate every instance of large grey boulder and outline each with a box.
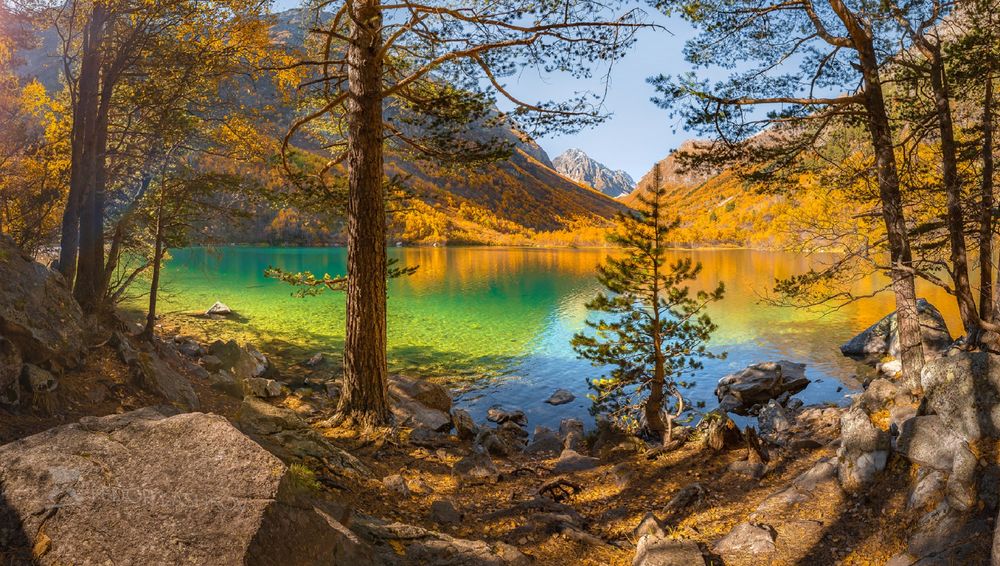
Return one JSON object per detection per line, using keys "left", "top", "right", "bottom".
{"left": 715, "top": 361, "right": 810, "bottom": 415}
{"left": 389, "top": 375, "right": 453, "bottom": 432}
{"left": 113, "top": 334, "right": 200, "bottom": 411}
{"left": 0, "top": 408, "right": 371, "bottom": 565}
{"left": 920, "top": 351, "right": 1000, "bottom": 443}
{"left": 0, "top": 236, "right": 84, "bottom": 369}
{"left": 840, "top": 298, "right": 952, "bottom": 360}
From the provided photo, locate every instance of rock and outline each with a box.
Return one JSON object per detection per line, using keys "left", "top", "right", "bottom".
{"left": 389, "top": 375, "right": 451, "bottom": 414}
{"left": 452, "top": 451, "right": 499, "bottom": 485}
{"left": 475, "top": 429, "right": 513, "bottom": 457}
{"left": 0, "top": 408, "right": 371, "bottom": 564}
{"left": 633, "top": 512, "right": 666, "bottom": 538}
{"left": 663, "top": 483, "right": 706, "bottom": 516}
{"left": 757, "top": 399, "right": 791, "bottom": 442}
{"left": 559, "top": 417, "right": 585, "bottom": 438}
{"left": 552, "top": 449, "right": 599, "bottom": 474}
{"left": 201, "top": 354, "right": 224, "bottom": 372}
{"left": 0, "top": 336, "right": 23, "bottom": 405}
{"left": 545, "top": 388, "right": 575, "bottom": 405}
{"left": 451, "top": 409, "right": 479, "bottom": 441}
{"left": 633, "top": 535, "right": 705, "bottom": 566}
{"left": 176, "top": 339, "right": 203, "bottom": 358}
{"left": 713, "top": 522, "right": 776, "bottom": 558}
{"left": 302, "top": 352, "right": 327, "bottom": 368}
{"left": 208, "top": 340, "right": 272, "bottom": 382}
{"left": 389, "top": 376, "right": 453, "bottom": 433}
{"left": 715, "top": 361, "right": 810, "bottom": 415}
{"left": 837, "top": 406, "right": 889, "bottom": 491}
{"left": 877, "top": 358, "right": 902, "bottom": 378}
{"left": 383, "top": 474, "right": 411, "bottom": 497}
{"left": 408, "top": 427, "right": 446, "bottom": 448}
{"left": 564, "top": 431, "right": 585, "bottom": 452}
{"left": 205, "top": 300, "right": 232, "bottom": 315}
{"left": 244, "top": 377, "right": 283, "bottom": 398}
{"left": 908, "top": 469, "right": 947, "bottom": 512}
{"left": 115, "top": 336, "right": 199, "bottom": 411}
{"left": 0, "top": 236, "right": 85, "bottom": 368}
{"left": 840, "top": 298, "right": 952, "bottom": 360}
{"left": 791, "top": 458, "right": 838, "bottom": 492}
{"left": 486, "top": 405, "right": 527, "bottom": 427}
{"left": 525, "top": 426, "right": 564, "bottom": 456}
{"left": 209, "top": 370, "right": 243, "bottom": 397}
{"left": 429, "top": 500, "right": 462, "bottom": 525}
{"left": 699, "top": 411, "right": 742, "bottom": 451}
{"left": 21, "top": 363, "right": 57, "bottom": 393}
{"left": 236, "top": 397, "right": 369, "bottom": 479}
{"left": 896, "top": 415, "right": 970, "bottom": 472}
{"left": 920, "top": 351, "right": 1000, "bottom": 443}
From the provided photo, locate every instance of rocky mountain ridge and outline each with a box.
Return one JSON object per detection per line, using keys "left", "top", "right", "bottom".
{"left": 552, "top": 148, "right": 636, "bottom": 198}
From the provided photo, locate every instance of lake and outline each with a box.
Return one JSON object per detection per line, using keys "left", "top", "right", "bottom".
{"left": 134, "top": 246, "right": 961, "bottom": 429}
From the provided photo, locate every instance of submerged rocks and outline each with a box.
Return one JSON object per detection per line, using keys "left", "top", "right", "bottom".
{"left": 715, "top": 361, "right": 810, "bottom": 415}
{"left": 0, "top": 408, "right": 371, "bottom": 565}
{"left": 545, "top": 388, "right": 575, "bottom": 405}
{"left": 840, "top": 298, "right": 951, "bottom": 361}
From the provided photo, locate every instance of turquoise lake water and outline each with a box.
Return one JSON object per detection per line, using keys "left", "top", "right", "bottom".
{"left": 133, "top": 246, "right": 960, "bottom": 429}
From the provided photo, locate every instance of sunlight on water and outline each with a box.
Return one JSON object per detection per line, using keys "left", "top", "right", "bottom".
{"left": 132, "top": 246, "right": 961, "bottom": 429}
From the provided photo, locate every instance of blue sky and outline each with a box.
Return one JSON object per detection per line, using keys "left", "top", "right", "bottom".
{"left": 272, "top": 2, "right": 701, "bottom": 180}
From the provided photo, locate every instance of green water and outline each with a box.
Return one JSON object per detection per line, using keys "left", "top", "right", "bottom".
{"left": 131, "top": 246, "right": 960, "bottom": 428}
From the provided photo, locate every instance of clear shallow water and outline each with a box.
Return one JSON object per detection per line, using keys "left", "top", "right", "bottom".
{"left": 133, "top": 246, "right": 961, "bottom": 430}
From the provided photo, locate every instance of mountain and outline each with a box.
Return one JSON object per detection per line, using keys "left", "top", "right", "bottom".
{"left": 14, "top": 8, "right": 627, "bottom": 247}
{"left": 623, "top": 140, "right": 816, "bottom": 248}
{"left": 552, "top": 148, "right": 635, "bottom": 198}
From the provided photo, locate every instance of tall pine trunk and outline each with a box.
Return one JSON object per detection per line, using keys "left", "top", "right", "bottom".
{"left": 930, "top": 49, "right": 980, "bottom": 336}
{"left": 75, "top": 76, "right": 112, "bottom": 312}
{"left": 983, "top": 75, "right": 997, "bottom": 323}
{"left": 335, "top": 0, "right": 391, "bottom": 428}
{"left": 859, "top": 44, "right": 926, "bottom": 385}
{"left": 59, "top": 5, "right": 106, "bottom": 285}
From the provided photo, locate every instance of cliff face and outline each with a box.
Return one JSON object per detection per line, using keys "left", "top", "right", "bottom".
{"left": 552, "top": 148, "right": 635, "bottom": 198}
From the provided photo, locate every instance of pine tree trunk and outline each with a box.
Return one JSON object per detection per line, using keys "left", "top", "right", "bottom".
{"left": 75, "top": 81, "right": 112, "bottom": 312}
{"left": 59, "top": 5, "right": 106, "bottom": 285}
{"left": 983, "top": 75, "right": 997, "bottom": 323}
{"left": 335, "top": 0, "right": 391, "bottom": 428}
{"left": 858, "top": 44, "right": 925, "bottom": 385}
{"left": 930, "top": 49, "right": 980, "bottom": 336}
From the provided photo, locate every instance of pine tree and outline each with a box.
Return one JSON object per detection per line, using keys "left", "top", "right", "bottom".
{"left": 572, "top": 164, "right": 724, "bottom": 444}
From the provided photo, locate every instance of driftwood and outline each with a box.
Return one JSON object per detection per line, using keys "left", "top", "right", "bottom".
{"left": 701, "top": 412, "right": 743, "bottom": 451}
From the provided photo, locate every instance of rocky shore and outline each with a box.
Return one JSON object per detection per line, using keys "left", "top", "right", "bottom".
{"left": 1, "top": 236, "right": 998, "bottom": 564}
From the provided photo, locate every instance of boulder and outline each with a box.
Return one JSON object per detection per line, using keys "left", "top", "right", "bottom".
{"left": 21, "top": 363, "right": 57, "bottom": 394}
{"left": 236, "top": 397, "right": 369, "bottom": 479}
{"left": 552, "top": 449, "right": 599, "bottom": 474}
{"left": 114, "top": 335, "right": 200, "bottom": 411}
{"left": 452, "top": 450, "right": 499, "bottom": 485}
{"left": 757, "top": 399, "right": 791, "bottom": 442}
{"left": 206, "top": 301, "right": 233, "bottom": 316}
{"left": 920, "top": 352, "right": 1000, "bottom": 443}
{"left": 202, "top": 354, "right": 224, "bottom": 372}
{"left": 208, "top": 340, "right": 272, "bottom": 383}
{"left": 545, "top": 388, "right": 575, "bottom": 405}
{"left": 840, "top": 298, "right": 952, "bottom": 360}
{"left": 715, "top": 361, "right": 810, "bottom": 415}
{"left": 0, "top": 408, "right": 371, "bottom": 565}
{"left": 429, "top": 500, "right": 462, "bottom": 525}
{"left": 525, "top": 426, "right": 564, "bottom": 456}
{"left": 559, "top": 418, "right": 585, "bottom": 438}
{"left": 389, "top": 375, "right": 451, "bottom": 414}
{"left": 451, "top": 409, "right": 479, "bottom": 441}
{"left": 896, "top": 416, "right": 970, "bottom": 472}
{"left": 0, "top": 336, "right": 23, "bottom": 406}
{"left": 209, "top": 370, "right": 243, "bottom": 397}
{"left": 486, "top": 405, "right": 527, "bottom": 427}
{"left": 633, "top": 535, "right": 705, "bottom": 566}
{"left": 713, "top": 522, "right": 776, "bottom": 558}
{"left": 383, "top": 474, "right": 411, "bottom": 497}
{"left": 244, "top": 377, "right": 283, "bottom": 398}
{"left": 837, "top": 406, "right": 889, "bottom": 491}
{"left": 389, "top": 375, "right": 453, "bottom": 432}
{"left": 0, "top": 236, "right": 84, "bottom": 369}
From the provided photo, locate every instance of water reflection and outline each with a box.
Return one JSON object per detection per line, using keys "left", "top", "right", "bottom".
{"left": 141, "top": 246, "right": 961, "bottom": 429}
